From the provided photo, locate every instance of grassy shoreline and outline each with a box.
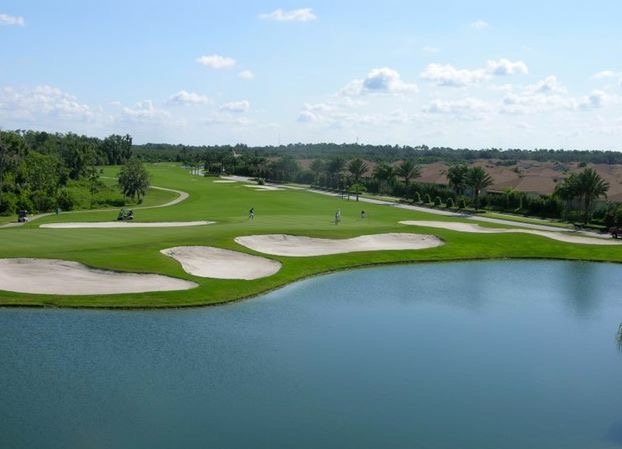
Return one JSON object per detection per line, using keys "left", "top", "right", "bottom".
{"left": 1, "top": 163, "right": 621, "bottom": 309}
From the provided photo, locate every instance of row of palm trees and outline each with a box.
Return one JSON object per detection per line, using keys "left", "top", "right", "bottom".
{"left": 313, "top": 158, "right": 611, "bottom": 225}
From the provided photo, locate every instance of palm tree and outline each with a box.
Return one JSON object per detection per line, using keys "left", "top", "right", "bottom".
{"left": 326, "top": 157, "right": 345, "bottom": 188}
{"left": 347, "top": 158, "right": 369, "bottom": 201}
{"left": 310, "top": 159, "right": 324, "bottom": 185}
{"left": 373, "top": 162, "right": 395, "bottom": 194}
{"left": 575, "top": 168, "right": 609, "bottom": 224}
{"left": 446, "top": 164, "right": 469, "bottom": 196}
{"left": 465, "top": 166, "right": 493, "bottom": 210}
{"left": 396, "top": 160, "right": 420, "bottom": 187}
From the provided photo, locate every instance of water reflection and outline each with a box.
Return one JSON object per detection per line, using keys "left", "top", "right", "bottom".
{"left": 617, "top": 323, "right": 622, "bottom": 353}
{"left": 563, "top": 263, "right": 601, "bottom": 318}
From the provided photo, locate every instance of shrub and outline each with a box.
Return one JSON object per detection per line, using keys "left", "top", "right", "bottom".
{"left": 446, "top": 197, "right": 454, "bottom": 209}
{"left": 433, "top": 196, "right": 442, "bottom": 207}
{"left": 424, "top": 193, "right": 432, "bottom": 204}
{"left": 458, "top": 197, "right": 468, "bottom": 209}
{"left": 414, "top": 192, "right": 422, "bottom": 204}
{"left": 0, "top": 192, "right": 18, "bottom": 216}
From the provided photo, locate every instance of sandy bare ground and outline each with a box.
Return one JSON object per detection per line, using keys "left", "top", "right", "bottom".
{"left": 40, "top": 221, "right": 213, "bottom": 229}
{"left": 213, "top": 180, "right": 237, "bottom": 183}
{"left": 235, "top": 233, "right": 444, "bottom": 257}
{"left": 161, "top": 246, "right": 281, "bottom": 280}
{"left": 0, "top": 258, "right": 197, "bottom": 295}
{"left": 242, "top": 184, "right": 283, "bottom": 191}
{"left": 399, "top": 221, "right": 622, "bottom": 246}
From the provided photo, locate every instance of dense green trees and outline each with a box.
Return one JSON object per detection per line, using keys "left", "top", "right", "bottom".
{"left": 118, "top": 158, "right": 150, "bottom": 202}
{"left": 0, "top": 130, "right": 135, "bottom": 216}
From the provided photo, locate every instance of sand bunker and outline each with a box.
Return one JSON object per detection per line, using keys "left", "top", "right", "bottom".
{"left": 0, "top": 258, "right": 197, "bottom": 295}
{"left": 235, "top": 233, "right": 443, "bottom": 257}
{"left": 242, "top": 184, "right": 283, "bottom": 191}
{"left": 162, "top": 246, "right": 281, "bottom": 280}
{"left": 40, "top": 221, "right": 213, "bottom": 229}
{"left": 399, "top": 221, "right": 622, "bottom": 246}
{"left": 213, "top": 180, "right": 237, "bottom": 183}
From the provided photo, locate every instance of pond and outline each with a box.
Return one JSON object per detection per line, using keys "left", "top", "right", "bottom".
{"left": 1, "top": 261, "right": 622, "bottom": 449}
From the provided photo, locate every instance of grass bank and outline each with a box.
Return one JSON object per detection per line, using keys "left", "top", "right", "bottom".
{"left": 1, "top": 163, "right": 621, "bottom": 308}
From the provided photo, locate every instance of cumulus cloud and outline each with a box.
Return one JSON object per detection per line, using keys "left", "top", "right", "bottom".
{"left": 167, "top": 90, "right": 210, "bottom": 106}
{"left": 0, "top": 13, "right": 24, "bottom": 26}
{"left": 0, "top": 85, "right": 96, "bottom": 121}
{"left": 578, "top": 90, "right": 608, "bottom": 110}
{"left": 422, "top": 98, "right": 491, "bottom": 120}
{"left": 592, "top": 70, "right": 617, "bottom": 80}
{"left": 469, "top": 20, "right": 489, "bottom": 30}
{"left": 341, "top": 67, "right": 418, "bottom": 96}
{"left": 121, "top": 100, "right": 171, "bottom": 123}
{"left": 421, "top": 59, "right": 528, "bottom": 87}
{"left": 259, "top": 8, "right": 317, "bottom": 22}
{"left": 525, "top": 75, "right": 567, "bottom": 95}
{"left": 219, "top": 100, "right": 250, "bottom": 113}
{"left": 420, "top": 63, "right": 488, "bottom": 87}
{"left": 238, "top": 70, "right": 255, "bottom": 80}
{"left": 486, "top": 58, "right": 528, "bottom": 76}
{"left": 196, "top": 54, "right": 236, "bottom": 69}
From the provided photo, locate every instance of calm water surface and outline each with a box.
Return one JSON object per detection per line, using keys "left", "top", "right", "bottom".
{"left": 1, "top": 260, "right": 622, "bottom": 449}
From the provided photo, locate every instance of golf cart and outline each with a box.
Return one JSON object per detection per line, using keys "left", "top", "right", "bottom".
{"left": 17, "top": 209, "right": 28, "bottom": 223}
{"left": 117, "top": 208, "right": 134, "bottom": 221}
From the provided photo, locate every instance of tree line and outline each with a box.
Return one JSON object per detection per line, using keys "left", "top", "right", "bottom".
{"left": 0, "top": 130, "right": 135, "bottom": 216}
{"left": 134, "top": 142, "right": 622, "bottom": 165}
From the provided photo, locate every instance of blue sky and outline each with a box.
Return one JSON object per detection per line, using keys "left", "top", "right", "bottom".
{"left": 1, "top": 0, "right": 622, "bottom": 149}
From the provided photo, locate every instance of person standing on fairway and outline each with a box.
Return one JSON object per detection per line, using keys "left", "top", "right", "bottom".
{"left": 248, "top": 207, "right": 255, "bottom": 220}
{"left": 335, "top": 209, "right": 341, "bottom": 224}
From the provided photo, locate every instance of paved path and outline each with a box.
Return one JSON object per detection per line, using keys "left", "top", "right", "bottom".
{"left": 0, "top": 185, "right": 189, "bottom": 229}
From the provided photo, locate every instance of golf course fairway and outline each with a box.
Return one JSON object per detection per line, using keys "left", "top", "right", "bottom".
{"left": 1, "top": 163, "right": 621, "bottom": 308}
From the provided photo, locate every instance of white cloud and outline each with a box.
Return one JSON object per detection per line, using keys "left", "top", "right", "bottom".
{"left": 196, "top": 54, "right": 236, "bottom": 69}
{"left": 423, "top": 98, "right": 491, "bottom": 120}
{"left": 420, "top": 63, "right": 488, "bottom": 87}
{"left": 578, "top": 90, "right": 608, "bottom": 110}
{"left": 0, "top": 85, "right": 96, "bottom": 121}
{"left": 167, "top": 90, "right": 210, "bottom": 106}
{"left": 238, "top": 70, "right": 255, "bottom": 80}
{"left": 121, "top": 100, "right": 171, "bottom": 123}
{"left": 421, "top": 59, "right": 528, "bottom": 87}
{"left": 469, "top": 20, "right": 489, "bottom": 30}
{"left": 0, "top": 13, "right": 24, "bottom": 26}
{"left": 592, "top": 70, "right": 617, "bottom": 80}
{"left": 341, "top": 67, "right": 418, "bottom": 96}
{"left": 486, "top": 58, "right": 528, "bottom": 76}
{"left": 525, "top": 75, "right": 567, "bottom": 94}
{"left": 259, "top": 8, "right": 317, "bottom": 22}
{"left": 219, "top": 100, "right": 251, "bottom": 113}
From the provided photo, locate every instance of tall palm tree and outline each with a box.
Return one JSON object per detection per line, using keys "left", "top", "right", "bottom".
{"left": 576, "top": 168, "right": 609, "bottom": 224}
{"left": 326, "top": 157, "right": 345, "bottom": 188}
{"left": 396, "top": 160, "right": 420, "bottom": 187}
{"left": 446, "top": 164, "right": 469, "bottom": 196}
{"left": 347, "top": 158, "right": 369, "bottom": 201}
{"left": 373, "top": 162, "right": 395, "bottom": 194}
{"left": 465, "top": 166, "right": 493, "bottom": 210}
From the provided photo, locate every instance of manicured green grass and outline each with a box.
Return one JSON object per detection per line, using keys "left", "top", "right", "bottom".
{"left": 478, "top": 211, "right": 574, "bottom": 229}
{"left": 1, "top": 163, "right": 621, "bottom": 308}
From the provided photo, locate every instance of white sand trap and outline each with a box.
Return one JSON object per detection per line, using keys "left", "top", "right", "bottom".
{"left": 235, "top": 233, "right": 444, "bottom": 257}
{"left": 161, "top": 246, "right": 281, "bottom": 280}
{"left": 40, "top": 221, "right": 213, "bottom": 229}
{"left": 0, "top": 258, "right": 197, "bottom": 295}
{"left": 242, "top": 184, "right": 283, "bottom": 191}
{"left": 399, "top": 221, "right": 622, "bottom": 246}
{"left": 213, "top": 180, "right": 237, "bottom": 183}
